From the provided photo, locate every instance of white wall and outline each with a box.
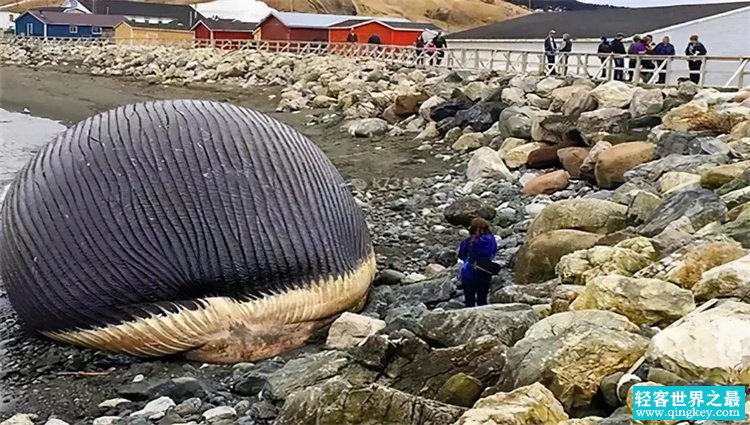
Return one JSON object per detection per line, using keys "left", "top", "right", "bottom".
{"left": 447, "top": 7, "right": 750, "bottom": 88}
{"left": 0, "top": 12, "right": 16, "bottom": 31}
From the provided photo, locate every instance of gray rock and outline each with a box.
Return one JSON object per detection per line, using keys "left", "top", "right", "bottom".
{"left": 418, "top": 304, "right": 539, "bottom": 348}
{"left": 347, "top": 118, "right": 389, "bottom": 137}
{"left": 174, "top": 397, "right": 202, "bottom": 416}
{"left": 655, "top": 131, "right": 702, "bottom": 158}
{"left": 489, "top": 281, "right": 559, "bottom": 305}
{"left": 600, "top": 372, "right": 624, "bottom": 408}
{"left": 129, "top": 396, "right": 175, "bottom": 420}
{"left": 577, "top": 108, "right": 631, "bottom": 142}
{"left": 624, "top": 154, "right": 728, "bottom": 182}
{"left": 444, "top": 127, "right": 463, "bottom": 145}
{"left": 275, "top": 376, "right": 465, "bottom": 425}
{"left": 498, "top": 106, "right": 533, "bottom": 139}
{"left": 203, "top": 406, "right": 237, "bottom": 424}
{"left": 639, "top": 188, "right": 727, "bottom": 237}
{"left": 443, "top": 197, "right": 496, "bottom": 226}
{"left": 629, "top": 87, "right": 663, "bottom": 118}
{"left": 118, "top": 377, "right": 205, "bottom": 403}
{"left": 374, "top": 269, "right": 406, "bottom": 286}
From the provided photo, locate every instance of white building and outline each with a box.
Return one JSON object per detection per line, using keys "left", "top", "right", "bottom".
{"left": 0, "top": 11, "right": 16, "bottom": 31}
{"left": 446, "top": 2, "right": 750, "bottom": 87}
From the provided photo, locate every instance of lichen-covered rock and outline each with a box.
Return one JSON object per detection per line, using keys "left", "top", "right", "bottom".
{"left": 556, "top": 237, "right": 657, "bottom": 285}
{"left": 527, "top": 199, "right": 628, "bottom": 239}
{"left": 629, "top": 88, "right": 663, "bottom": 118}
{"left": 639, "top": 188, "right": 727, "bottom": 237}
{"left": 569, "top": 275, "right": 696, "bottom": 327}
{"left": 646, "top": 301, "right": 750, "bottom": 385}
{"left": 551, "top": 284, "right": 586, "bottom": 313}
{"left": 453, "top": 132, "right": 488, "bottom": 151}
{"left": 665, "top": 240, "right": 747, "bottom": 289}
{"left": 515, "top": 230, "right": 603, "bottom": 285}
{"left": 590, "top": 81, "right": 636, "bottom": 108}
{"left": 504, "top": 143, "right": 546, "bottom": 169}
{"left": 692, "top": 253, "right": 750, "bottom": 301}
{"left": 662, "top": 101, "right": 709, "bottom": 132}
{"left": 701, "top": 161, "right": 750, "bottom": 189}
{"left": 456, "top": 383, "right": 568, "bottom": 425}
{"left": 626, "top": 190, "right": 663, "bottom": 225}
{"left": 657, "top": 171, "right": 701, "bottom": 195}
{"left": 495, "top": 311, "right": 648, "bottom": 409}
{"left": 577, "top": 108, "right": 631, "bottom": 143}
{"left": 435, "top": 373, "right": 484, "bottom": 408}
{"left": 275, "top": 376, "right": 466, "bottom": 425}
{"left": 466, "top": 147, "right": 514, "bottom": 181}
{"left": 418, "top": 304, "right": 539, "bottom": 348}
{"left": 595, "top": 142, "right": 656, "bottom": 189}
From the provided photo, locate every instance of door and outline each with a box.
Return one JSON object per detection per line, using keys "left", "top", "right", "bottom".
{"left": 26, "top": 22, "right": 33, "bottom": 35}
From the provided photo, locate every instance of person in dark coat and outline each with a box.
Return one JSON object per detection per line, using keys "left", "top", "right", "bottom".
{"left": 544, "top": 29, "right": 558, "bottom": 75}
{"left": 611, "top": 32, "right": 627, "bottom": 81}
{"left": 368, "top": 33, "right": 382, "bottom": 56}
{"left": 652, "top": 35, "right": 675, "bottom": 84}
{"left": 346, "top": 28, "right": 358, "bottom": 43}
{"left": 685, "top": 34, "right": 707, "bottom": 84}
{"left": 415, "top": 35, "right": 425, "bottom": 65}
{"left": 559, "top": 33, "right": 573, "bottom": 75}
{"left": 457, "top": 217, "right": 498, "bottom": 308}
{"left": 432, "top": 31, "right": 447, "bottom": 66}
{"left": 597, "top": 36, "right": 612, "bottom": 79}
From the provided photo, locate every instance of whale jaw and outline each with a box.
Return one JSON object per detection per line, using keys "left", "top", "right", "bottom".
{"left": 43, "top": 251, "right": 377, "bottom": 364}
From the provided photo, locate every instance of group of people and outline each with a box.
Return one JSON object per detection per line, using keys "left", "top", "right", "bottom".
{"left": 545, "top": 30, "right": 708, "bottom": 84}
{"left": 345, "top": 28, "right": 448, "bottom": 65}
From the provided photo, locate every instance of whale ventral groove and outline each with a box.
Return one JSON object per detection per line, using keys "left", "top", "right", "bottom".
{"left": 0, "top": 99, "right": 374, "bottom": 360}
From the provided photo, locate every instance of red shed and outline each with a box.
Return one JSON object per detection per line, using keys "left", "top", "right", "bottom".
{"left": 192, "top": 18, "right": 257, "bottom": 46}
{"left": 329, "top": 19, "right": 443, "bottom": 46}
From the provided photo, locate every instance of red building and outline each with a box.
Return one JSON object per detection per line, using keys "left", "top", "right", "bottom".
{"left": 192, "top": 18, "right": 257, "bottom": 46}
{"left": 329, "top": 19, "right": 442, "bottom": 46}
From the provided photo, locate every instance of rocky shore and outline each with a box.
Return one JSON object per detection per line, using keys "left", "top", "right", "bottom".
{"left": 1, "top": 39, "right": 750, "bottom": 425}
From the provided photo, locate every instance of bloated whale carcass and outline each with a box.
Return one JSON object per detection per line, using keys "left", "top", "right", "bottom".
{"left": 0, "top": 100, "right": 375, "bottom": 363}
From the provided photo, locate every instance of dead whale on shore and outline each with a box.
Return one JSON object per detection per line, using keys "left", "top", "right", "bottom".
{"left": 0, "top": 100, "right": 375, "bottom": 364}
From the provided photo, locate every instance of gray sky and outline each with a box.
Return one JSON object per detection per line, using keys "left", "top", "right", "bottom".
{"left": 580, "top": 0, "right": 749, "bottom": 6}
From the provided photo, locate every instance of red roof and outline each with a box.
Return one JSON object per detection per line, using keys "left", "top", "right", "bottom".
{"left": 28, "top": 10, "right": 126, "bottom": 27}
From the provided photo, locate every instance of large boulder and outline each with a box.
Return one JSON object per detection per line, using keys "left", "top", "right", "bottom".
{"left": 453, "top": 132, "right": 488, "bottom": 151}
{"left": 646, "top": 301, "right": 750, "bottom": 384}
{"left": 625, "top": 153, "right": 729, "bottom": 182}
{"left": 639, "top": 188, "right": 727, "bottom": 237}
{"left": 557, "top": 147, "right": 590, "bottom": 178}
{"left": 456, "top": 383, "right": 568, "bottom": 425}
{"left": 505, "top": 143, "right": 546, "bottom": 169}
{"left": 393, "top": 93, "right": 429, "bottom": 117}
{"left": 595, "top": 142, "right": 656, "bottom": 189}
{"left": 496, "top": 311, "right": 648, "bottom": 409}
{"left": 466, "top": 147, "right": 515, "bottom": 181}
{"left": 654, "top": 131, "right": 702, "bottom": 158}
{"left": 662, "top": 101, "right": 709, "bottom": 132}
{"left": 498, "top": 106, "right": 533, "bottom": 139}
{"left": 275, "top": 377, "right": 466, "bottom": 425}
{"left": 418, "top": 304, "right": 540, "bottom": 348}
{"left": 430, "top": 99, "right": 472, "bottom": 122}
{"left": 629, "top": 88, "right": 663, "bottom": 118}
{"left": 723, "top": 206, "right": 750, "bottom": 248}
{"left": 563, "top": 90, "right": 598, "bottom": 117}
{"left": 590, "top": 81, "right": 637, "bottom": 108}
{"left": 550, "top": 84, "right": 594, "bottom": 112}
{"left": 522, "top": 170, "right": 570, "bottom": 195}
{"left": 419, "top": 95, "right": 446, "bottom": 120}
{"left": 501, "top": 87, "right": 526, "bottom": 106}
{"left": 663, "top": 240, "right": 747, "bottom": 289}
{"left": 570, "top": 275, "right": 696, "bottom": 327}
{"left": 531, "top": 112, "right": 575, "bottom": 144}
{"left": 444, "top": 197, "right": 496, "bottom": 226}
{"left": 692, "top": 254, "right": 750, "bottom": 301}
{"left": 515, "top": 230, "right": 603, "bottom": 285}
{"left": 556, "top": 237, "right": 657, "bottom": 285}
{"left": 454, "top": 101, "right": 507, "bottom": 132}
{"left": 701, "top": 161, "right": 750, "bottom": 189}
{"left": 577, "top": 108, "right": 631, "bottom": 143}
{"left": 527, "top": 199, "right": 628, "bottom": 239}
{"left": 326, "top": 312, "right": 386, "bottom": 349}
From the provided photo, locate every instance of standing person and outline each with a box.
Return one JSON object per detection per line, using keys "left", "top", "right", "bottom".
{"left": 432, "top": 31, "right": 447, "bottom": 66}
{"left": 544, "top": 29, "right": 558, "bottom": 75}
{"left": 685, "top": 34, "right": 707, "bottom": 84}
{"left": 415, "top": 35, "right": 425, "bottom": 65}
{"left": 627, "top": 35, "right": 647, "bottom": 82}
{"left": 652, "top": 35, "right": 675, "bottom": 84}
{"left": 597, "top": 36, "right": 612, "bottom": 79}
{"left": 346, "top": 28, "right": 358, "bottom": 43}
{"left": 611, "top": 32, "right": 627, "bottom": 81}
{"left": 425, "top": 39, "right": 437, "bottom": 65}
{"left": 368, "top": 33, "right": 382, "bottom": 56}
{"left": 641, "top": 34, "right": 655, "bottom": 82}
{"left": 457, "top": 217, "right": 499, "bottom": 308}
{"left": 559, "top": 33, "right": 573, "bottom": 75}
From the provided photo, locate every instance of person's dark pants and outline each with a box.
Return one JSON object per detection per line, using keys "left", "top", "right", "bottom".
{"left": 614, "top": 58, "right": 624, "bottom": 81}
{"left": 463, "top": 276, "right": 491, "bottom": 308}
{"left": 688, "top": 61, "right": 702, "bottom": 84}
{"left": 416, "top": 48, "right": 424, "bottom": 65}
{"left": 436, "top": 50, "right": 445, "bottom": 66}
{"left": 545, "top": 53, "right": 556, "bottom": 75}
{"left": 641, "top": 60, "right": 654, "bottom": 83}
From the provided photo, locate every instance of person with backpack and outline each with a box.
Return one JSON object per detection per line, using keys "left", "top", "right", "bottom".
{"left": 456, "top": 217, "right": 499, "bottom": 308}
{"left": 611, "top": 32, "right": 627, "bottom": 81}
{"left": 432, "top": 31, "right": 447, "bottom": 66}
{"left": 597, "top": 36, "right": 613, "bottom": 79}
{"left": 685, "top": 34, "right": 707, "bottom": 84}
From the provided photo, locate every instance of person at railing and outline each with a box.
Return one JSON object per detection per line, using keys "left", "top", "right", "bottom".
{"left": 611, "top": 32, "right": 627, "bottom": 81}
{"left": 544, "top": 29, "right": 558, "bottom": 75}
{"left": 685, "top": 34, "right": 707, "bottom": 84}
{"left": 347, "top": 28, "right": 358, "bottom": 43}
{"left": 597, "top": 37, "right": 612, "bottom": 79}
{"left": 426, "top": 39, "right": 437, "bottom": 65}
{"left": 368, "top": 33, "right": 382, "bottom": 56}
{"left": 640, "top": 34, "right": 656, "bottom": 83}
{"left": 652, "top": 35, "right": 675, "bottom": 84}
{"left": 559, "top": 33, "right": 573, "bottom": 75}
{"left": 415, "top": 35, "right": 425, "bottom": 65}
{"left": 433, "top": 31, "right": 447, "bottom": 66}
{"left": 627, "top": 35, "right": 647, "bottom": 82}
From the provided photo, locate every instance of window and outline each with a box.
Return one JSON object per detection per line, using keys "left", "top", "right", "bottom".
{"left": 69, "top": 25, "right": 78, "bottom": 33}
{"left": 91, "top": 26, "right": 101, "bottom": 34}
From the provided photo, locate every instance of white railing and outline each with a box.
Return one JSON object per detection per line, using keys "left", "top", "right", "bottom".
{"left": 2, "top": 36, "right": 749, "bottom": 89}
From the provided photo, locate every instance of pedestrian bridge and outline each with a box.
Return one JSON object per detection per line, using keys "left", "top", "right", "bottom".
{"left": 3, "top": 36, "right": 749, "bottom": 89}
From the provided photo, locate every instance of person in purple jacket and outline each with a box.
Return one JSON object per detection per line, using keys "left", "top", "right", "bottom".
{"left": 652, "top": 36, "right": 676, "bottom": 84}
{"left": 457, "top": 217, "right": 498, "bottom": 308}
{"left": 627, "top": 35, "right": 647, "bottom": 81}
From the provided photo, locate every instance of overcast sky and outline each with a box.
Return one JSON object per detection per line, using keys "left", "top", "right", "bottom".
{"left": 580, "top": 0, "right": 749, "bottom": 6}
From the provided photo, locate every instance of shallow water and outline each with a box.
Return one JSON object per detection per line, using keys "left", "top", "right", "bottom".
{"left": 0, "top": 108, "right": 66, "bottom": 188}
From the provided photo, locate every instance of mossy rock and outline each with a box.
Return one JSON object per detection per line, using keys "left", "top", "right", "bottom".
{"left": 436, "top": 373, "right": 484, "bottom": 408}
{"left": 515, "top": 230, "right": 603, "bottom": 284}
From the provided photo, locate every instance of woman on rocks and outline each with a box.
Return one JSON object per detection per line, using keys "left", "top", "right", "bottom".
{"left": 457, "top": 217, "right": 499, "bottom": 308}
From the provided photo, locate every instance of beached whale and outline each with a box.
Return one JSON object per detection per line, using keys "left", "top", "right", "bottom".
{"left": 0, "top": 100, "right": 375, "bottom": 363}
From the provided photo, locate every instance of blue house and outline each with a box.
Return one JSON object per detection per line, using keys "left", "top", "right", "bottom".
{"left": 14, "top": 10, "right": 125, "bottom": 37}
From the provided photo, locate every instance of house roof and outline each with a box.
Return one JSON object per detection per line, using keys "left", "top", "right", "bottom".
{"left": 77, "top": 0, "right": 203, "bottom": 26}
{"left": 330, "top": 18, "right": 443, "bottom": 31}
{"left": 447, "top": 2, "right": 750, "bottom": 40}
{"left": 259, "top": 11, "right": 410, "bottom": 29}
{"left": 27, "top": 10, "right": 126, "bottom": 26}
{"left": 193, "top": 17, "right": 256, "bottom": 32}
{"left": 119, "top": 18, "right": 192, "bottom": 31}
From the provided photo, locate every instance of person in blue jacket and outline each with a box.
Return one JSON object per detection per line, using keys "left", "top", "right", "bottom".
{"left": 652, "top": 35, "right": 676, "bottom": 84}
{"left": 457, "top": 217, "right": 498, "bottom": 308}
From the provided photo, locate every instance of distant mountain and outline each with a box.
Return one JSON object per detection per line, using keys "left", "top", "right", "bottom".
{"left": 506, "top": 0, "right": 609, "bottom": 11}
{"left": 261, "top": 0, "right": 530, "bottom": 31}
